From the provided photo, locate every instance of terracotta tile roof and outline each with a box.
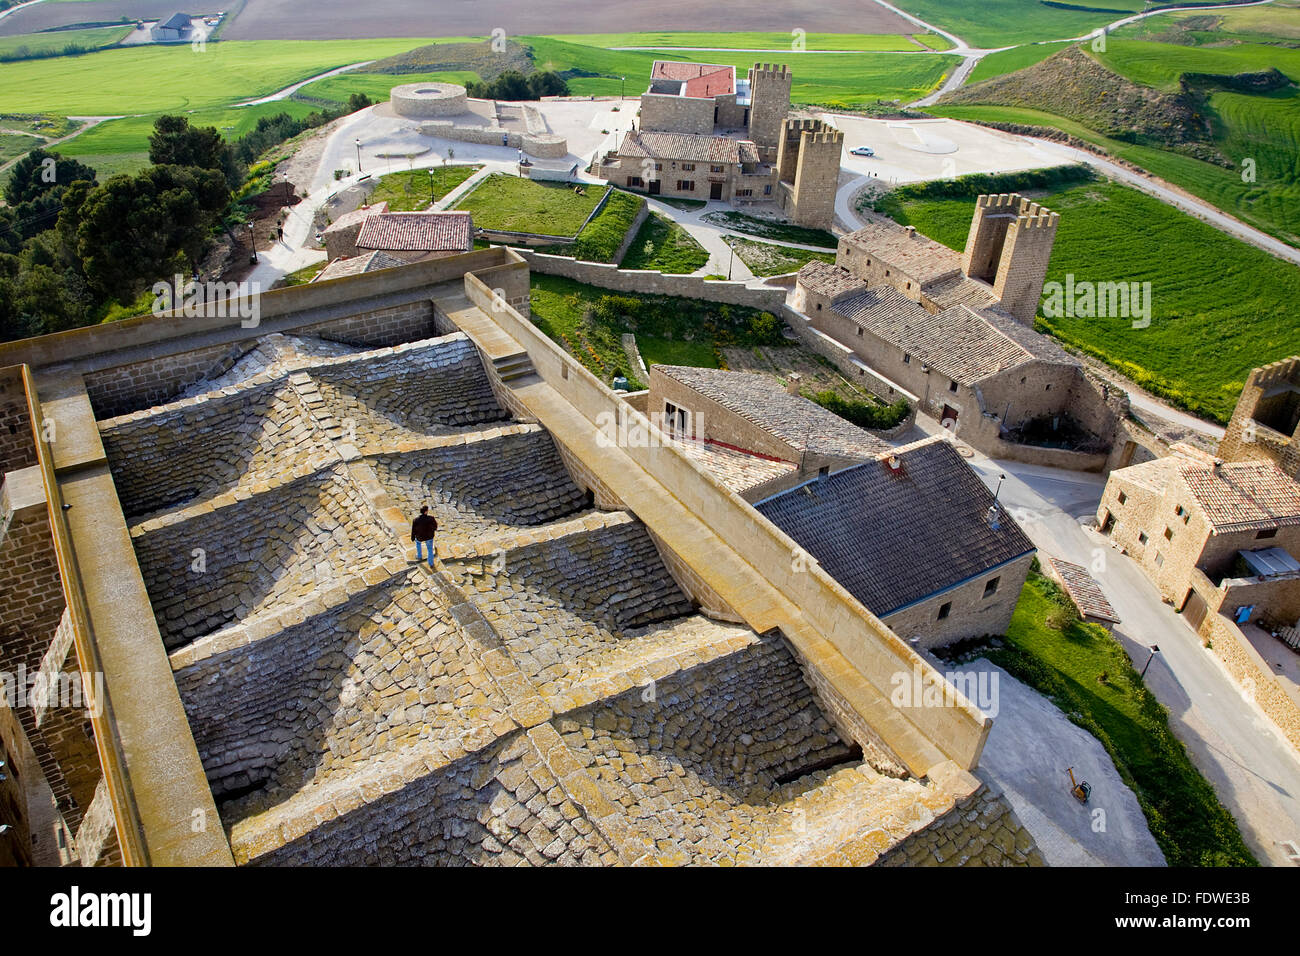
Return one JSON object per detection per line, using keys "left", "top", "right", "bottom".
{"left": 923, "top": 273, "right": 999, "bottom": 311}
{"left": 651, "top": 61, "right": 735, "bottom": 98}
{"left": 356, "top": 211, "right": 473, "bottom": 253}
{"left": 1179, "top": 459, "right": 1300, "bottom": 533}
{"left": 756, "top": 438, "right": 1035, "bottom": 617}
{"left": 323, "top": 201, "right": 389, "bottom": 234}
{"left": 842, "top": 220, "right": 963, "bottom": 286}
{"left": 617, "top": 129, "right": 757, "bottom": 165}
{"left": 313, "top": 251, "right": 406, "bottom": 282}
{"left": 653, "top": 365, "right": 890, "bottom": 462}
{"left": 797, "top": 261, "right": 867, "bottom": 302}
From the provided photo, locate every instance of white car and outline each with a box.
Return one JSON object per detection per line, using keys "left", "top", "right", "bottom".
{"left": 850, "top": 146, "right": 875, "bottom": 157}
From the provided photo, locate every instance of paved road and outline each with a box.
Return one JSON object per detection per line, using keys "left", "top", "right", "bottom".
{"left": 918, "top": 417, "right": 1300, "bottom": 867}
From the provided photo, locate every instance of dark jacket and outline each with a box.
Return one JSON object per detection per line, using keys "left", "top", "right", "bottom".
{"left": 411, "top": 514, "right": 438, "bottom": 542}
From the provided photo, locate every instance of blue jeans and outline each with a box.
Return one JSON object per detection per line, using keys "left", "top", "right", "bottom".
{"left": 415, "top": 538, "right": 436, "bottom": 567}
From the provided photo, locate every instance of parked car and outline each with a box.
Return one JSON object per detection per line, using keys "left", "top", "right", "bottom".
{"left": 850, "top": 146, "right": 875, "bottom": 157}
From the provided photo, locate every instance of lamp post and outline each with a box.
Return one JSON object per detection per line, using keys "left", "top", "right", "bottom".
{"left": 248, "top": 223, "right": 258, "bottom": 264}
{"left": 727, "top": 243, "right": 734, "bottom": 280}
{"left": 354, "top": 138, "right": 362, "bottom": 174}
{"left": 1140, "top": 645, "right": 1160, "bottom": 679}
{"left": 429, "top": 168, "right": 436, "bottom": 208}
{"left": 620, "top": 76, "right": 626, "bottom": 101}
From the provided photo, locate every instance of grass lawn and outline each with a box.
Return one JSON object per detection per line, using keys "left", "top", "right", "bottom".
{"left": 0, "top": 24, "right": 132, "bottom": 59}
{"left": 979, "top": 572, "right": 1255, "bottom": 866}
{"left": 524, "top": 37, "right": 957, "bottom": 107}
{"left": 620, "top": 213, "right": 710, "bottom": 273}
{"left": 0, "top": 39, "right": 439, "bottom": 114}
{"left": 874, "top": 177, "right": 1300, "bottom": 423}
{"left": 452, "top": 173, "right": 606, "bottom": 236}
{"left": 292, "top": 69, "right": 482, "bottom": 106}
{"left": 890, "top": 0, "right": 1148, "bottom": 47}
{"left": 528, "top": 274, "right": 785, "bottom": 389}
{"left": 547, "top": 32, "right": 953, "bottom": 52}
{"left": 276, "top": 260, "right": 327, "bottom": 287}
{"left": 724, "top": 236, "right": 835, "bottom": 277}
{"left": 0, "top": 131, "right": 44, "bottom": 166}
{"left": 368, "top": 164, "right": 482, "bottom": 211}
{"left": 967, "top": 42, "right": 1071, "bottom": 84}
{"left": 700, "top": 210, "right": 837, "bottom": 247}
{"left": 539, "top": 189, "right": 645, "bottom": 262}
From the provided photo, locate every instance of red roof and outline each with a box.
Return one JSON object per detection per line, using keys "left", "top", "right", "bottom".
{"left": 355, "top": 211, "right": 473, "bottom": 253}
{"left": 651, "top": 60, "right": 735, "bottom": 98}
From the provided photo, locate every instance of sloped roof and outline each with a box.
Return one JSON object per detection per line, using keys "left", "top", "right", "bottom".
{"left": 313, "top": 250, "right": 406, "bottom": 282}
{"left": 651, "top": 61, "right": 736, "bottom": 98}
{"left": 159, "top": 13, "right": 191, "bottom": 30}
{"left": 356, "top": 211, "right": 474, "bottom": 253}
{"left": 1179, "top": 459, "right": 1300, "bottom": 533}
{"left": 842, "top": 220, "right": 963, "bottom": 286}
{"left": 616, "top": 129, "right": 758, "bottom": 165}
{"left": 756, "top": 438, "right": 1035, "bottom": 617}
{"left": 674, "top": 437, "right": 798, "bottom": 494}
{"left": 323, "top": 201, "right": 389, "bottom": 234}
{"left": 923, "top": 272, "right": 1000, "bottom": 311}
{"left": 797, "top": 261, "right": 867, "bottom": 302}
{"left": 653, "top": 365, "right": 890, "bottom": 462}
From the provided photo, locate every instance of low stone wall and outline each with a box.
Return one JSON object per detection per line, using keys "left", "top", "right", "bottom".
{"left": 1199, "top": 611, "right": 1300, "bottom": 753}
{"left": 612, "top": 203, "right": 652, "bottom": 267}
{"left": 391, "top": 82, "right": 469, "bottom": 118}
{"left": 518, "top": 250, "right": 788, "bottom": 311}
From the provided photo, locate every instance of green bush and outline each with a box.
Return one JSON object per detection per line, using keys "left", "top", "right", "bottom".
{"left": 804, "top": 389, "right": 910, "bottom": 430}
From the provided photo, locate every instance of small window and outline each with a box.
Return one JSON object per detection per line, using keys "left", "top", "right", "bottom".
{"left": 937, "top": 601, "right": 952, "bottom": 621}
{"left": 1164, "top": 527, "right": 1173, "bottom": 541}
{"left": 764, "top": 184, "right": 772, "bottom": 195}
{"left": 1117, "top": 491, "right": 1127, "bottom": 505}
{"left": 676, "top": 180, "right": 694, "bottom": 192}
{"left": 627, "top": 176, "right": 644, "bottom": 188}
{"left": 856, "top": 326, "right": 863, "bottom": 337}
{"left": 663, "top": 401, "right": 689, "bottom": 435}
{"left": 885, "top": 269, "right": 891, "bottom": 277}
{"left": 815, "top": 303, "right": 822, "bottom": 311}
{"left": 681, "top": 163, "right": 696, "bottom": 172}
{"left": 948, "top": 380, "right": 958, "bottom": 393}
{"left": 903, "top": 354, "right": 911, "bottom": 365}
{"left": 1257, "top": 528, "right": 1278, "bottom": 540}
{"left": 1154, "top": 552, "right": 1165, "bottom": 567}
{"left": 736, "top": 189, "right": 753, "bottom": 198}
{"left": 653, "top": 162, "right": 663, "bottom": 171}
{"left": 1045, "top": 384, "right": 1052, "bottom": 391}
{"left": 983, "top": 577, "right": 1000, "bottom": 598}
{"left": 1138, "top": 532, "right": 1149, "bottom": 545}
{"left": 1020, "top": 376, "right": 1026, "bottom": 385}
{"left": 710, "top": 164, "right": 724, "bottom": 173}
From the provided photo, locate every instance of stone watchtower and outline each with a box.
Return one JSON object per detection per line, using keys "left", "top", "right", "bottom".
{"left": 774, "top": 118, "right": 843, "bottom": 231}
{"left": 747, "top": 63, "right": 792, "bottom": 153}
{"left": 961, "top": 193, "right": 1059, "bottom": 326}
{"left": 1218, "top": 356, "right": 1300, "bottom": 479}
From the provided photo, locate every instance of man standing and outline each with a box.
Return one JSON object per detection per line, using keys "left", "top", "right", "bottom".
{"left": 411, "top": 506, "right": 438, "bottom": 568}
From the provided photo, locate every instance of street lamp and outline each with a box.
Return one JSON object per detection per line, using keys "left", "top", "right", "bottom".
{"left": 727, "top": 243, "right": 734, "bottom": 280}
{"left": 620, "top": 76, "right": 626, "bottom": 101}
{"left": 429, "top": 168, "right": 436, "bottom": 207}
{"left": 355, "top": 138, "right": 363, "bottom": 174}
{"left": 1140, "top": 644, "right": 1160, "bottom": 679}
{"left": 247, "top": 223, "right": 257, "bottom": 265}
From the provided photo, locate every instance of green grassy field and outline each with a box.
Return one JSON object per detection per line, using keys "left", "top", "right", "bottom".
{"left": 523, "top": 37, "right": 957, "bottom": 106}
{"left": 700, "top": 210, "right": 838, "bottom": 247}
{"left": 878, "top": 178, "right": 1300, "bottom": 422}
{"left": 293, "top": 69, "right": 481, "bottom": 105}
{"left": 982, "top": 572, "right": 1255, "bottom": 866}
{"left": 367, "top": 164, "right": 482, "bottom": 211}
{"left": 967, "top": 41, "right": 1070, "bottom": 84}
{"left": 724, "top": 236, "right": 835, "bottom": 277}
{"left": 890, "top": 0, "right": 1149, "bottom": 47}
{"left": 0, "top": 39, "right": 439, "bottom": 114}
{"left": 0, "top": 24, "right": 132, "bottom": 58}
{"left": 540, "top": 189, "right": 645, "bottom": 262}
{"left": 452, "top": 174, "right": 606, "bottom": 236}
{"left": 1098, "top": 36, "right": 1300, "bottom": 91}
{"left": 0, "top": 131, "right": 43, "bottom": 165}
{"left": 620, "top": 213, "right": 710, "bottom": 273}
{"left": 547, "top": 31, "right": 953, "bottom": 51}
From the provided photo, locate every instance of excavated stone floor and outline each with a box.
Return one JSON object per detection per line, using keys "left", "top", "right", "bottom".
{"left": 97, "top": 327, "right": 959, "bottom": 867}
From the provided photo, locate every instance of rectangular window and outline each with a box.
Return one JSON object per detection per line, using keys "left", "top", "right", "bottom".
{"left": 676, "top": 180, "right": 694, "bottom": 192}
{"left": 1154, "top": 552, "right": 1164, "bottom": 567}
{"left": 736, "top": 189, "right": 753, "bottom": 198}
{"left": 764, "top": 184, "right": 772, "bottom": 195}
{"left": 1117, "top": 491, "right": 1127, "bottom": 505}
{"left": 627, "top": 176, "right": 644, "bottom": 188}
{"left": 937, "top": 601, "right": 952, "bottom": 621}
{"left": 948, "top": 380, "right": 958, "bottom": 393}
{"left": 710, "top": 164, "right": 724, "bottom": 173}
{"left": 663, "top": 401, "right": 689, "bottom": 435}
{"left": 1256, "top": 528, "right": 1277, "bottom": 539}
{"left": 1138, "top": 532, "right": 1149, "bottom": 545}
{"left": 856, "top": 326, "right": 863, "bottom": 336}
{"left": 983, "top": 577, "right": 1000, "bottom": 598}
{"left": 903, "top": 354, "right": 911, "bottom": 364}
{"left": 681, "top": 163, "right": 696, "bottom": 171}
{"left": 653, "top": 162, "right": 663, "bottom": 171}
{"left": 1164, "top": 527, "right": 1173, "bottom": 541}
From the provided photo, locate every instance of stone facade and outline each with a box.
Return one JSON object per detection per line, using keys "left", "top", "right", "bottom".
{"left": 1218, "top": 355, "right": 1300, "bottom": 480}
{"left": 775, "top": 118, "right": 843, "bottom": 229}
{"left": 747, "top": 64, "right": 793, "bottom": 152}
{"left": 881, "top": 554, "right": 1034, "bottom": 651}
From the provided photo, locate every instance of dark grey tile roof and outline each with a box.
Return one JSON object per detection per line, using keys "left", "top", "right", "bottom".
{"left": 756, "top": 438, "right": 1035, "bottom": 617}
{"left": 617, "top": 129, "right": 756, "bottom": 165}
{"left": 653, "top": 365, "right": 890, "bottom": 461}
{"left": 797, "top": 261, "right": 867, "bottom": 302}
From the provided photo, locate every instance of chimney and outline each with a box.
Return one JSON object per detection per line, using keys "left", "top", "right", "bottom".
{"left": 786, "top": 372, "right": 802, "bottom": 396}
{"left": 905, "top": 225, "right": 916, "bottom": 237}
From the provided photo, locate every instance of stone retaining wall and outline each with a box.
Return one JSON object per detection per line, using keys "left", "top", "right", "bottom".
{"left": 876, "top": 782, "right": 1045, "bottom": 866}
{"left": 1199, "top": 611, "right": 1300, "bottom": 753}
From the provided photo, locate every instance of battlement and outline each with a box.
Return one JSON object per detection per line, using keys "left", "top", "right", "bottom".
{"left": 1014, "top": 211, "right": 1059, "bottom": 231}
{"left": 1251, "top": 355, "right": 1300, "bottom": 388}
{"left": 785, "top": 116, "right": 828, "bottom": 133}
{"left": 751, "top": 62, "right": 791, "bottom": 78}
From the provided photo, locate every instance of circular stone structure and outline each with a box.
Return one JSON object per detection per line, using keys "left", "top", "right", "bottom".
{"left": 522, "top": 132, "right": 568, "bottom": 159}
{"left": 390, "top": 82, "right": 469, "bottom": 119}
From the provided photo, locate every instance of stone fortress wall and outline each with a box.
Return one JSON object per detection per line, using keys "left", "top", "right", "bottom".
{"left": 391, "top": 82, "right": 570, "bottom": 160}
